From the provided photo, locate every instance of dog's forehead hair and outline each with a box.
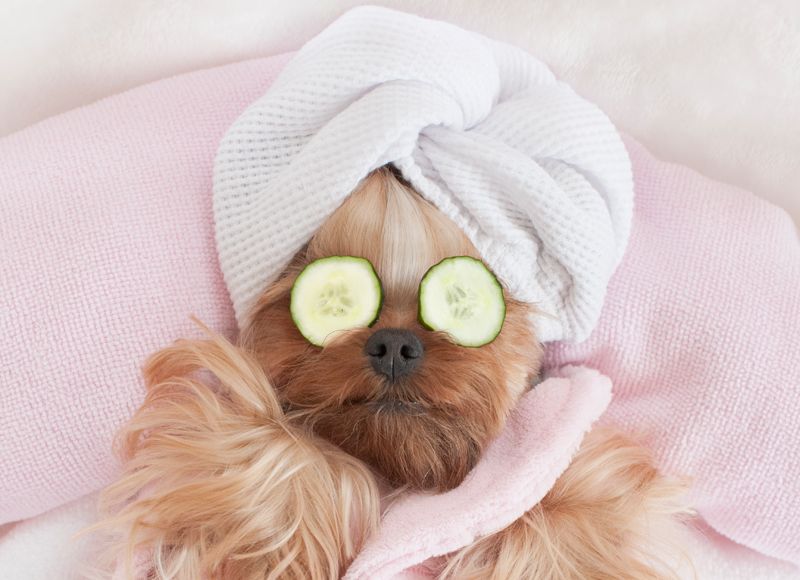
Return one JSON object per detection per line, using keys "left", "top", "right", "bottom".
{"left": 305, "top": 168, "right": 479, "bottom": 304}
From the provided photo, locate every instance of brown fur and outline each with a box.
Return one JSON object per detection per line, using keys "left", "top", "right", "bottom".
{"left": 95, "top": 168, "right": 691, "bottom": 579}
{"left": 92, "top": 329, "right": 379, "bottom": 580}
{"left": 441, "top": 428, "right": 693, "bottom": 580}
{"left": 241, "top": 169, "right": 540, "bottom": 491}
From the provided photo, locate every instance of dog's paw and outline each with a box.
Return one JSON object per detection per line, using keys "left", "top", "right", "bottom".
{"left": 440, "top": 427, "right": 693, "bottom": 580}
{"left": 93, "top": 328, "right": 379, "bottom": 580}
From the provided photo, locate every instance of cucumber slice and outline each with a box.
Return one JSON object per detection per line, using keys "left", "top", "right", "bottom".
{"left": 418, "top": 256, "right": 506, "bottom": 347}
{"left": 290, "top": 256, "right": 383, "bottom": 346}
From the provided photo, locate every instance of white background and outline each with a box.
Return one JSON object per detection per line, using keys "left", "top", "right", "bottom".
{"left": 1, "top": 0, "right": 798, "bottom": 226}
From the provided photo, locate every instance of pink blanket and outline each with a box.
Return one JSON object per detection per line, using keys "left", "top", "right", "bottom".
{"left": 1, "top": 52, "right": 798, "bottom": 572}
{"left": 546, "top": 137, "right": 800, "bottom": 565}
{"left": 0, "top": 54, "right": 291, "bottom": 522}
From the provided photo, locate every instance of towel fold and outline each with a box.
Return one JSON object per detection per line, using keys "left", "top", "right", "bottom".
{"left": 213, "top": 6, "right": 634, "bottom": 343}
{"left": 344, "top": 366, "right": 612, "bottom": 579}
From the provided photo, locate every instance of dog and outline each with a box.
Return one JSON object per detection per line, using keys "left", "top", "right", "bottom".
{"left": 97, "top": 168, "right": 691, "bottom": 579}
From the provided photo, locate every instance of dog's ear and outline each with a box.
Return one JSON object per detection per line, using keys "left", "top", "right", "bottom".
{"left": 91, "top": 325, "right": 379, "bottom": 580}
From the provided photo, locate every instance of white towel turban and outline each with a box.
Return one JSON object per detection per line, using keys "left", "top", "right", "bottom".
{"left": 213, "top": 6, "right": 633, "bottom": 343}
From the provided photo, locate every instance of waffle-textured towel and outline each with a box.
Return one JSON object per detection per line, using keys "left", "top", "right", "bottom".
{"left": 213, "top": 6, "right": 633, "bottom": 343}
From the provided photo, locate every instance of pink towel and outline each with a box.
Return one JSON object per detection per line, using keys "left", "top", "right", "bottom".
{"left": 546, "top": 137, "right": 800, "bottom": 565}
{"left": 0, "top": 55, "right": 291, "bottom": 523}
{"left": 344, "top": 367, "right": 612, "bottom": 579}
{"left": 1, "top": 50, "right": 798, "bottom": 572}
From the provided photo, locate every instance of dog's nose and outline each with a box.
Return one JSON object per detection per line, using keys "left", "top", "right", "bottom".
{"left": 365, "top": 328, "right": 424, "bottom": 381}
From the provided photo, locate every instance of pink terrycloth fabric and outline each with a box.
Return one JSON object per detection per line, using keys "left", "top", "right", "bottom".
{"left": 344, "top": 367, "right": 612, "bottom": 580}
{"left": 0, "top": 54, "right": 292, "bottom": 524}
{"left": 546, "top": 137, "right": 800, "bottom": 566}
{"left": 1, "top": 52, "right": 799, "bottom": 574}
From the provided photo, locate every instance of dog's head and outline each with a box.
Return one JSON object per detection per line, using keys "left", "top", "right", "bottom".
{"left": 242, "top": 168, "right": 542, "bottom": 492}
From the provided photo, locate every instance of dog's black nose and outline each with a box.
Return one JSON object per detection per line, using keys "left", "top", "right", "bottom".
{"left": 365, "top": 328, "right": 424, "bottom": 381}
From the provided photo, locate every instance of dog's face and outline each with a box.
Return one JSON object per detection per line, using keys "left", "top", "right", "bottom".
{"left": 243, "top": 169, "right": 541, "bottom": 492}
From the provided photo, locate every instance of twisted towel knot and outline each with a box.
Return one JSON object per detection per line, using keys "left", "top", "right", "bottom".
{"left": 214, "top": 6, "right": 633, "bottom": 342}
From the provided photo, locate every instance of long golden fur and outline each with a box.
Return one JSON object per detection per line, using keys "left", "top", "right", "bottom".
{"left": 95, "top": 168, "right": 692, "bottom": 579}
{"left": 94, "top": 330, "right": 379, "bottom": 580}
{"left": 441, "top": 428, "right": 692, "bottom": 580}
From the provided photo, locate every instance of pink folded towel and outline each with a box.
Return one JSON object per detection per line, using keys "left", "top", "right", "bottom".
{"left": 1, "top": 43, "right": 798, "bottom": 573}
{"left": 546, "top": 137, "right": 800, "bottom": 565}
{"left": 344, "top": 367, "right": 612, "bottom": 579}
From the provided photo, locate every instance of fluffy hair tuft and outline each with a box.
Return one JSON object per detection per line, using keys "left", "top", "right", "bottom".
{"left": 93, "top": 326, "right": 379, "bottom": 580}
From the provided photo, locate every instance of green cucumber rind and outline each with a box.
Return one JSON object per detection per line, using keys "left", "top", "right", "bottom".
{"left": 418, "top": 255, "right": 506, "bottom": 348}
{"left": 290, "top": 255, "right": 384, "bottom": 347}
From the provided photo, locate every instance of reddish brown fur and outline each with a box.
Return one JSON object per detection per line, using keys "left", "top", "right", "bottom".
{"left": 241, "top": 169, "right": 540, "bottom": 491}
{"left": 90, "top": 329, "right": 381, "bottom": 580}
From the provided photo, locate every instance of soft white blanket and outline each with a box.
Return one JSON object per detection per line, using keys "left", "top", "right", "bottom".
{"left": 1, "top": 0, "right": 797, "bottom": 226}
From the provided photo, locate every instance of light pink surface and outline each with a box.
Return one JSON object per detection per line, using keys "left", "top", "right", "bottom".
{"left": 0, "top": 54, "right": 291, "bottom": 523}
{"left": 1, "top": 52, "right": 799, "bottom": 574}
{"left": 546, "top": 137, "right": 800, "bottom": 566}
{"left": 345, "top": 367, "right": 612, "bottom": 579}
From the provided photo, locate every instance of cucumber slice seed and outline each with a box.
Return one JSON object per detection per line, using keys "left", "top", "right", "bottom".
{"left": 290, "top": 256, "right": 383, "bottom": 346}
{"left": 418, "top": 256, "right": 506, "bottom": 347}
